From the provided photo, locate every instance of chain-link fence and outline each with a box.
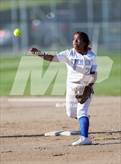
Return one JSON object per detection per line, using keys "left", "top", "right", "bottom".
{"left": 0, "top": 0, "right": 121, "bottom": 54}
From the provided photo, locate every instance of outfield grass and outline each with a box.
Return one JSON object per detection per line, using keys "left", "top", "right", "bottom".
{"left": 0, "top": 56, "right": 21, "bottom": 96}
{"left": 0, "top": 54, "right": 121, "bottom": 96}
{"left": 95, "top": 55, "right": 121, "bottom": 96}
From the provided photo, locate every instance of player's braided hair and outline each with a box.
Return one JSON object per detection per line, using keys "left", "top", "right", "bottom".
{"left": 74, "top": 31, "right": 90, "bottom": 49}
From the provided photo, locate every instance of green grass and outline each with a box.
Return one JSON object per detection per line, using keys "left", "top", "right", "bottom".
{"left": 0, "top": 53, "right": 121, "bottom": 96}
{"left": 0, "top": 0, "right": 67, "bottom": 11}
{"left": 0, "top": 56, "right": 21, "bottom": 95}
{"left": 95, "top": 55, "right": 121, "bottom": 96}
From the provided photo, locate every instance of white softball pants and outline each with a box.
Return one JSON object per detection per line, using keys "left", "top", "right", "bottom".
{"left": 66, "top": 83, "right": 92, "bottom": 119}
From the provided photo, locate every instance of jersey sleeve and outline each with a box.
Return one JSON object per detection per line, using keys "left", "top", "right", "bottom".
{"left": 90, "top": 57, "right": 97, "bottom": 73}
{"left": 88, "top": 50, "right": 97, "bottom": 74}
{"left": 87, "top": 50, "right": 97, "bottom": 74}
{"left": 56, "top": 50, "right": 69, "bottom": 63}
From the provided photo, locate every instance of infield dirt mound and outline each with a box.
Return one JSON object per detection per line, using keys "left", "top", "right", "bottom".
{"left": 0, "top": 96, "right": 121, "bottom": 164}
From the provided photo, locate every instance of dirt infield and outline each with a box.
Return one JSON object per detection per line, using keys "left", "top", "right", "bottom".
{"left": 0, "top": 96, "right": 121, "bottom": 164}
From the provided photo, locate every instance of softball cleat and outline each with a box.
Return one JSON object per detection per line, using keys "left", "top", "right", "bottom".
{"left": 72, "top": 136, "right": 92, "bottom": 146}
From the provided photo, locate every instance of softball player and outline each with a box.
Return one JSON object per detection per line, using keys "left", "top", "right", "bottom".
{"left": 30, "top": 31, "right": 97, "bottom": 146}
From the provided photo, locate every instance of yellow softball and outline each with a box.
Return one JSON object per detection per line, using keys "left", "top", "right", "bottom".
{"left": 13, "top": 28, "right": 22, "bottom": 37}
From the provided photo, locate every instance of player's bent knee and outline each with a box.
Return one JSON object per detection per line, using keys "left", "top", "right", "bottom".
{"left": 66, "top": 112, "right": 73, "bottom": 118}
{"left": 66, "top": 111, "right": 76, "bottom": 119}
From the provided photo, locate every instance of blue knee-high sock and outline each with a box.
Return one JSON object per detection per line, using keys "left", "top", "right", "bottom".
{"left": 79, "top": 116, "right": 89, "bottom": 137}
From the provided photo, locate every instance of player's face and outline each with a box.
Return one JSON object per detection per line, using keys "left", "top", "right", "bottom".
{"left": 72, "top": 34, "right": 86, "bottom": 51}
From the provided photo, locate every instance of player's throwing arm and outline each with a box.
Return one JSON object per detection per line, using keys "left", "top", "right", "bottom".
{"left": 29, "top": 48, "right": 59, "bottom": 62}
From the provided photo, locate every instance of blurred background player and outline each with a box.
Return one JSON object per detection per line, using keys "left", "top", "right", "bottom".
{"left": 29, "top": 31, "right": 97, "bottom": 146}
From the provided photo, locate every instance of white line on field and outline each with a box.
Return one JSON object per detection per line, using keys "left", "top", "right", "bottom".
{"left": 7, "top": 97, "right": 65, "bottom": 103}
